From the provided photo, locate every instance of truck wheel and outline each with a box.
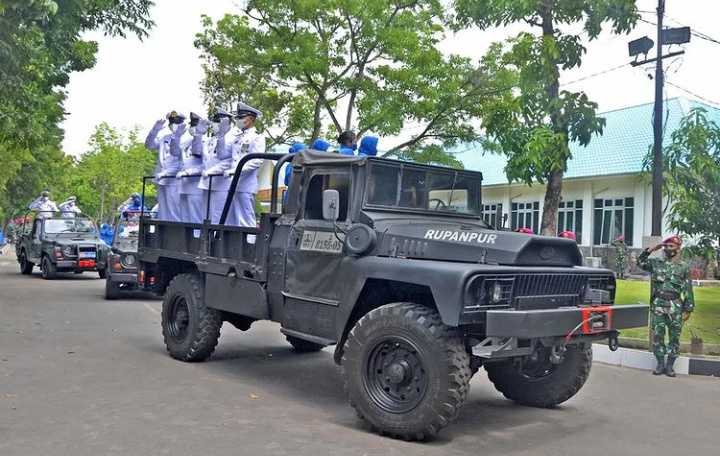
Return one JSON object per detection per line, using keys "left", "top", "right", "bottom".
{"left": 485, "top": 345, "right": 592, "bottom": 408}
{"left": 19, "top": 250, "right": 34, "bottom": 275}
{"left": 341, "top": 303, "right": 471, "bottom": 441}
{"left": 286, "top": 336, "right": 325, "bottom": 353}
{"left": 98, "top": 268, "right": 107, "bottom": 279}
{"left": 41, "top": 256, "right": 57, "bottom": 280}
{"left": 162, "top": 273, "right": 222, "bottom": 362}
{"left": 105, "top": 279, "right": 121, "bottom": 300}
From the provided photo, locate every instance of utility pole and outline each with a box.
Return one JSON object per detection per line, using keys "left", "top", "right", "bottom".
{"left": 651, "top": 0, "right": 665, "bottom": 237}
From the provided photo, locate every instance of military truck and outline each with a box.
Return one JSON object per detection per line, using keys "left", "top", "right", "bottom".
{"left": 137, "top": 151, "right": 648, "bottom": 440}
{"left": 105, "top": 214, "right": 141, "bottom": 299}
{"left": 16, "top": 212, "right": 109, "bottom": 280}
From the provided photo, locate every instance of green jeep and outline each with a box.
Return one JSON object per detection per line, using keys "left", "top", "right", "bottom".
{"left": 16, "top": 213, "right": 109, "bottom": 280}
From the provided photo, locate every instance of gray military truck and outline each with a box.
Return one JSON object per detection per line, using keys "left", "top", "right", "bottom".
{"left": 137, "top": 151, "right": 648, "bottom": 440}
{"left": 16, "top": 212, "right": 109, "bottom": 279}
{"left": 105, "top": 214, "right": 141, "bottom": 299}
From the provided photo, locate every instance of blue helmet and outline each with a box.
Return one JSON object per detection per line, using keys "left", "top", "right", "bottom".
{"left": 288, "top": 143, "right": 306, "bottom": 154}
{"left": 359, "top": 136, "right": 379, "bottom": 157}
{"left": 311, "top": 139, "right": 331, "bottom": 152}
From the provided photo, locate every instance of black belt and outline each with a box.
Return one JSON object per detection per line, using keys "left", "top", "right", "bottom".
{"left": 655, "top": 290, "right": 681, "bottom": 300}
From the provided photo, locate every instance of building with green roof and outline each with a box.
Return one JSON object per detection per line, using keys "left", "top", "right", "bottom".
{"left": 451, "top": 97, "right": 720, "bottom": 253}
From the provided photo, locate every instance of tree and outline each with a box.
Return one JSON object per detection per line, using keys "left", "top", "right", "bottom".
{"left": 70, "top": 124, "right": 157, "bottom": 222}
{"left": 454, "top": 0, "right": 638, "bottom": 235}
{"left": 0, "top": 0, "right": 154, "bottom": 221}
{"left": 195, "top": 0, "right": 490, "bottom": 156}
{"left": 659, "top": 108, "right": 720, "bottom": 259}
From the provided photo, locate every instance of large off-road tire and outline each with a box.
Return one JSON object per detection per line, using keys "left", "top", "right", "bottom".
{"left": 98, "top": 268, "right": 107, "bottom": 279}
{"left": 485, "top": 345, "right": 592, "bottom": 408}
{"left": 41, "top": 255, "right": 57, "bottom": 280}
{"left": 105, "top": 279, "right": 121, "bottom": 300}
{"left": 19, "top": 250, "right": 34, "bottom": 275}
{"left": 286, "top": 335, "right": 325, "bottom": 353}
{"left": 341, "top": 303, "right": 471, "bottom": 441}
{"left": 161, "top": 273, "right": 222, "bottom": 362}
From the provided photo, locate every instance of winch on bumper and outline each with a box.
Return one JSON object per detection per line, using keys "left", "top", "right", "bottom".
{"left": 471, "top": 304, "right": 649, "bottom": 359}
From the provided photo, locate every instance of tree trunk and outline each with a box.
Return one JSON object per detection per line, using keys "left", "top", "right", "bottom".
{"left": 541, "top": 169, "right": 563, "bottom": 236}
{"left": 310, "top": 97, "right": 323, "bottom": 143}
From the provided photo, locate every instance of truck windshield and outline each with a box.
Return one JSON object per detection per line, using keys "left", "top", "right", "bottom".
{"left": 44, "top": 219, "right": 96, "bottom": 234}
{"left": 365, "top": 162, "right": 483, "bottom": 217}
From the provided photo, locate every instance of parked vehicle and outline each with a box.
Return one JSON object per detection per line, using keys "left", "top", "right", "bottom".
{"left": 137, "top": 151, "right": 648, "bottom": 440}
{"left": 16, "top": 212, "right": 109, "bottom": 279}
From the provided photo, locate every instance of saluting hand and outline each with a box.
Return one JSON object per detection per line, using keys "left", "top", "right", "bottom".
{"left": 196, "top": 119, "right": 210, "bottom": 135}
{"left": 218, "top": 117, "right": 232, "bottom": 136}
{"left": 153, "top": 119, "right": 166, "bottom": 131}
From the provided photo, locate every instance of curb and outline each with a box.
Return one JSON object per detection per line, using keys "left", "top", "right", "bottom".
{"left": 592, "top": 344, "right": 720, "bottom": 377}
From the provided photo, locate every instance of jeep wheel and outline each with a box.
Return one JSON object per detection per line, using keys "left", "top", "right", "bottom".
{"left": 105, "top": 279, "right": 121, "bottom": 300}
{"left": 341, "top": 303, "right": 471, "bottom": 441}
{"left": 98, "top": 268, "right": 107, "bottom": 279}
{"left": 162, "top": 273, "right": 222, "bottom": 362}
{"left": 19, "top": 251, "right": 34, "bottom": 275}
{"left": 286, "top": 335, "right": 325, "bottom": 353}
{"left": 41, "top": 256, "right": 57, "bottom": 280}
{"left": 485, "top": 345, "right": 592, "bottom": 408}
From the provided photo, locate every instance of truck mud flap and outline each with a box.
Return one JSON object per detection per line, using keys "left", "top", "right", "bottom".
{"left": 485, "top": 304, "right": 648, "bottom": 339}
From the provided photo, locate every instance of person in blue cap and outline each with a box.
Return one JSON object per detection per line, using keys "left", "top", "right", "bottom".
{"left": 284, "top": 143, "right": 307, "bottom": 187}
{"left": 358, "top": 135, "right": 379, "bottom": 157}
{"left": 311, "top": 138, "right": 331, "bottom": 152}
{"left": 145, "top": 111, "right": 185, "bottom": 221}
{"left": 99, "top": 223, "right": 114, "bottom": 246}
{"left": 199, "top": 109, "right": 235, "bottom": 224}
{"left": 174, "top": 112, "right": 206, "bottom": 224}
{"left": 222, "top": 102, "right": 265, "bottom": 228}
{"left": 337, "top": 130, "right": 357, "bottom": 155}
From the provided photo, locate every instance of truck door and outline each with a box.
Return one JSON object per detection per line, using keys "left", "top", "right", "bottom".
{"left": 282, "top": 169, "right": 351, "bottom": 340}
{"left": 29, "top": 220, "right": 43, "bottom": 261}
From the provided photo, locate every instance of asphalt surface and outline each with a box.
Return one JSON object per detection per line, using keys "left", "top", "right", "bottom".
{"left": 0, "top": 252, "right": 718, "bottom": 456}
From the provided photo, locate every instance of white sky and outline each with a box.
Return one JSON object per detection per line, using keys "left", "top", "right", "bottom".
{"left": 61, "top": 0, "right": 720, "bottom": 156}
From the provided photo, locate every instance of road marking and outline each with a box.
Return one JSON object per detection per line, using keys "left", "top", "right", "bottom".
{"left": 143, "top": 302, "right": 160, "bottom": 315}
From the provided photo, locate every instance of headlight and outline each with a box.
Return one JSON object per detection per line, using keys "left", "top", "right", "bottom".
{"left": 63, "top": 245, "right": 74, "bottom": 257}
{"left": 122, "top": 254, "right": 136, "bottom": 268}
{"left": 464, "top": 276, "right": 513, "bottom": 310}
{"left": 491, "top": 282, "right": 503, "bottom": 303}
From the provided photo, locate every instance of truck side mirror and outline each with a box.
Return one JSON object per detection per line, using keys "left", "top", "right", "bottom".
{"left": 322, "top": 189, "right": 340, "bottom": 222}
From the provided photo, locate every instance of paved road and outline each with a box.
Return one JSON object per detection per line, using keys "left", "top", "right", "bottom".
{"left": 0, "top": 253, "right": 718, "bottom": 456}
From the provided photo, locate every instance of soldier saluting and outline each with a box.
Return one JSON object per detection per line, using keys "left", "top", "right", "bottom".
{"left": 637, "top": 235, "right": 694, "bottom": 377}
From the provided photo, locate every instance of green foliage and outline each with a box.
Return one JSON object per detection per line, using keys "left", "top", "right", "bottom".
{"left": 0, "top": 0, "right": 154, "bottom": 221}
{"left": 195, "top": 0, "right": 489, "bottom": 159}
{"left": 454, "top": 0, "right": 638, "bottom": 234}
{"left": 70, "top": 124, "right": 157, "bottom": 222}
{"left": 658, "top": 108, "right": 720, "bottom": 257}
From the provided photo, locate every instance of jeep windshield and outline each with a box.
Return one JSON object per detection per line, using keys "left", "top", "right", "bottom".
{"left": 44, "top": 219, "right": 96, "bottom": 234}
{"left": 114, "top": 221, "right": 139, "bottom": 251}
{"left": 364, "top": 161, "right": 483, "bottom": 218}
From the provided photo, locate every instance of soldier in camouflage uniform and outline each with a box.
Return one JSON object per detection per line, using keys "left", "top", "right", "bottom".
{"left": 637, "top": 235, "right": 694, "bottom": 377}
{"left": 611, "top": 236, "right": 628, "bottom": 279}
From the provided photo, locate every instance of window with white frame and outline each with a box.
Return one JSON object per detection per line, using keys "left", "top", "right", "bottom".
{"left": 482, "top": 203, "right": 503, "bottom": 228}
{"left": 511, "top": 201, "right": 539, "bottom": 233}
{"left": 558, "top": 199, "right": 583, "bottom": 243}
{"left": 593, "top": 197, "right": 634, "bottom": 246}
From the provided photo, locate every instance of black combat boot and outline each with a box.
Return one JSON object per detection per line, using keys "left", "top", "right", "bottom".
{"left": 665, "top": 356, "right": 676, "bottom": 377}
{"left": 653, "top": 358, "right": 665, "bottom": 375}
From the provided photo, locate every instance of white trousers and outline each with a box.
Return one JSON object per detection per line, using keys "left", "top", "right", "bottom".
{"left": 157, "top": 185, "right": 181, "bottom": 222}
{"left": 180, "top": 193, "right": 205, "bottom": 224}
{"left": 226, "top": 192, "right": 256, "bottom": 227}
{"left": 203, "top": 190, "right": 230, "bottom": 225}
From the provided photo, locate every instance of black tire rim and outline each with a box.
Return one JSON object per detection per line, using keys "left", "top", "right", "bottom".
{"left": 519, "top": 348, "right": 556, "bottom": 380}
{"left": 41, "top": 257, "right": 49, "bottom": 278}
{"left": 167, "top": 296, "right": 190, "bottom": 342}
{"left": 363, "top": 336, "right": 429, "bottom": 414}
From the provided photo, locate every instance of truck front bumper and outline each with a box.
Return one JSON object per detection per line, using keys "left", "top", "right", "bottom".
{"left": 485, "top": 304, "right": 649, "bottom": 339}
{"left": 56, "top": 260, "right": 100, "bottom": 271}
{"left": 109, "top": 272, "right": 137, "bottom": 284}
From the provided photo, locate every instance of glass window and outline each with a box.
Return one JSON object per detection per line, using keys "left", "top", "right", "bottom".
{"left": 558, "top": 199, "right": 583, "bottom": 243}
{"left": 482, "top": 203, "right": 503, "bottom": 227}
{"left": 365, "top": 163, "right": 483, "bottom": 217}
{"left": 304, "top": 172, "right": 351, "bottom": 221}
{"left": 593, "top": 198, "right": 634, "bottom": 246}
{"left": 44, "top": 219, "right": 96, "bottom": 234}
{"left": 511, "top": 200, "right": 540, "bottom": 233}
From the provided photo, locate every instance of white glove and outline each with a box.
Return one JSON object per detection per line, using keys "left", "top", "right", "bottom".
{"left": 174, "top": 123, "right": 187, "bottom": 138}
{"left": 157, "top": 171, "right": 171, "bottom": 179}
{"left": 196, "top": 119, "right": 210, "bottom": 135}
{"left": 223, "top": 169, "right": 235, "bottom": 177}
{"left": 153, "top": 119, "right": 166, "bottom": 131}
{"left": 218, "top": 117, "right": 232, "bottom": 136}
{"left": 176, "top": 170, "right": 186, "bottom": 178}
{"left": 201, "top": 169, "right": 210, "bottom": 177}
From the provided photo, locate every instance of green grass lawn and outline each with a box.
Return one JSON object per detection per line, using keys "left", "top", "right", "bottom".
{"left": 615, "top": 280, "right": 720, "bottom": 345}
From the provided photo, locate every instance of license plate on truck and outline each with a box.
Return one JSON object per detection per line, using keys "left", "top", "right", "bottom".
{"left": 79, "top": 251, "right": 96, "bottom": 259}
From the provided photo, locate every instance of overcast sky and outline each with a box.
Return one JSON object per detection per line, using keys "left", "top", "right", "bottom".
{"left": 60, "top": 0, "right": 720, "bottom": 156}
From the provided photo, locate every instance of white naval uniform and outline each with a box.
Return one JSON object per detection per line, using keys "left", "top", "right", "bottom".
{"left": 198, "top": 132, "right": 232, "bottom": 224}
{"left": 177, "top": 135, "right": 204, "bottom": 224}
{"left": 145, "top": 126, "right": 182, "bottom": 221}
{"left": 226, "top": 127, "right": 265, "bottom": 227}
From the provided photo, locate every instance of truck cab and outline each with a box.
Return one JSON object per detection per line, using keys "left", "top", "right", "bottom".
{"left": 138, "top": 150, "right": 648, "bottom": 440}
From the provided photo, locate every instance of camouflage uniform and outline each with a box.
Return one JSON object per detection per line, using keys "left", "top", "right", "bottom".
{"left": 637, "top": 249, "right": 694, "bottom": 362}
{"left": 612, "top": 239, "right": 628, "bottom": 279}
